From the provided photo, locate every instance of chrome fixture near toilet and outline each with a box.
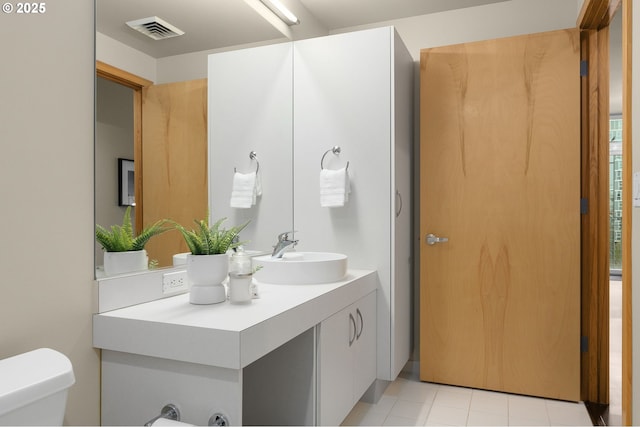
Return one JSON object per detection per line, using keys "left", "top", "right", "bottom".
{"left": 144, "top": 404, "right": 180, "bottom": 426}
{"left": 209, "top": 413, "right": 229, "bottom": 426}
{"left": 271, "top": 230, "right": 298, "bottom": 258}
{"left": 0, "top": 348, "right": 75, "bottom": 426}
{"left": 143, "top": 404, "right": 228, "bottom": 427}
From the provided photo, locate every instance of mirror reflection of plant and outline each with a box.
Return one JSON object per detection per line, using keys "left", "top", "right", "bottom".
{"left": 96, "top": 206, "right": 170, "bottom": 252}
{"left": 174, "top": 216, "right": 249, "bottom": 255}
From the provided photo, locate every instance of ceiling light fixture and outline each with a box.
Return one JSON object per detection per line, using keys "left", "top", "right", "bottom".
{"left": 259, "top": 0, "right": 300, "bottom": 26}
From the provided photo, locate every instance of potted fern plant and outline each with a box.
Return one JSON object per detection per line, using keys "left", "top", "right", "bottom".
{"left": 96, "top": 206, "right": 169, "bottom": 276}
{"left": 174, "top": 216, "right": 249, "bottom": 304}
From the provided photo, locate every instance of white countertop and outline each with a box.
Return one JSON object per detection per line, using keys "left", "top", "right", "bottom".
{"left": 94, "top": 269, "right": 377, "bottom": 369}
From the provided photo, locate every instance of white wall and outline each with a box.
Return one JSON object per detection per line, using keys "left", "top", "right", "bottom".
{"left": 99, "top": 2, "right": 583, "bottom": 85}
{"left": 208, "top": 43, "right": 294, "bottom": 252}
{"left": 97, "top": 31, "right": 157, "bottom": 82}
{"left": 96, "top": 31, "right": 291, "bottom": 85}
{"left": 0, "top": 1, "right": 99, "bottom": 425}
{"left": 334, "top": 0, "right": 579, "bottom": 60}
{"left": 157, "top": 38, "right": 288, "bottom": 84}
{"left": 95, "top": 78, "right": 135, "bottom": 268}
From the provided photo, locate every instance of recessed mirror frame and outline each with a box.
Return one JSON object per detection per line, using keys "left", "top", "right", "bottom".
{"left": 95, "top": 61, "right": 153, "bottom": 278}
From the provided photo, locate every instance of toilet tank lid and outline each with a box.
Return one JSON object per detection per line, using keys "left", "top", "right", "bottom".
{"left": 0, "top": 348, "right": 75, "bottom": 415}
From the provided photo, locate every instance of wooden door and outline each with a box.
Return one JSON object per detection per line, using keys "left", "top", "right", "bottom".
{"left": 142, "top": 79, "right": 208, "bottom": 267}
{"left": 419, "top": 29, "right": 580, "bottom": 401}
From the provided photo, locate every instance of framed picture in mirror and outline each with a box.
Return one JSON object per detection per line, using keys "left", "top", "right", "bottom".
{"left": 118, "top": 158, "right": 135, "bottom": 206}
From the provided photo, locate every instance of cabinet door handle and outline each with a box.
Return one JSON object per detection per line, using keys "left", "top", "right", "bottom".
{"left": 356, "top": 308, "right": 364, "bottom": 340}
{"left": 348, "top": 313, "right": 356, "bottom": 347}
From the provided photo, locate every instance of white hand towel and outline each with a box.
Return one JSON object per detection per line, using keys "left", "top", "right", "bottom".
{"left": 230, "top": 171, "right": 256, "bottom": 208}
{"left": 320, "top": 167, "right": 350, "bottom": 207}
{"left": 254, "top": 171, "right": 263, "bottom": 200}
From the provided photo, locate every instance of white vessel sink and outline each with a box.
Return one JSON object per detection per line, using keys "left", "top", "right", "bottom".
{"left": 253, "top": 252, "right": 348, "bottom": 285}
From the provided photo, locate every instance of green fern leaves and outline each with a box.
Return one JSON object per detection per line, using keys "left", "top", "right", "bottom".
{"left": 95, "top": 206, "right": 169, "bottom": 252}
{"left": 96, "top": 208, "right": 249, "bottom": 255}
{"left": 175, "top": 216, "right": 249, "bottom": 255}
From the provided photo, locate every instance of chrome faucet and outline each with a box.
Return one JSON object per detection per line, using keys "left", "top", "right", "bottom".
{"left": 272, "top": 231, "right": 298, "bottom": 258}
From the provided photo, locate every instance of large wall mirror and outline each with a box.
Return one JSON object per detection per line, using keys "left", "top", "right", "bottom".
{"left": 94, "top": 0, "right": 510, "bottom": 276}
{"left": 95, "top": 61, "right": 210, "bottom": 275}
{"left": 94, "top": 0, "right": 299, "bottom": 276}
{"left": 95, "top": 76, "right": 135, "bottom": 270}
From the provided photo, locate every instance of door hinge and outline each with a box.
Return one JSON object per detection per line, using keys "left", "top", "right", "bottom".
{"left": 581, "top": 336, "right": 588, "bottom": 353}
{"left": 580, "top": 198, "right": 589, "bottom": 215}
{"left": 580, "top": 60, "right": 588, "bottom": 77}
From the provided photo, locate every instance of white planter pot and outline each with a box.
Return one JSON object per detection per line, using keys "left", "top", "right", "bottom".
{"left": 103, "top": 250, "right": 148, "bottom": 276}
{"left": 187, "top": 253, "right": 229, "bottom": 304}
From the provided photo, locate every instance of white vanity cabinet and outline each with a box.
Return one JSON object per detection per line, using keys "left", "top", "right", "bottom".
{"left": 318, "top": 291, "right": 376, "bottom": 426}
{"left": 94, "top": 270, "right": 377, "bottom": 426}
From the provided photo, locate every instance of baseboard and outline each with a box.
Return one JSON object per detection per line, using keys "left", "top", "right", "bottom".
{"left": 361, "top": 379, "right": 390, "bottom": 404}
{"left": 401, "top": 359, "right": 419, "bottom": 376}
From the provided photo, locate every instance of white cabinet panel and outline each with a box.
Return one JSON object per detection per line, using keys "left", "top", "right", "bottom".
{"left": 208, "top": 43, "right": 293, "bottom": 252}
{"left": 319, "top": 291, "right": 376, "bottom": 426}
{"left": 101, "top": 350, "right": 243, "bottom": 426}
{"left": 353, "top": 291, "right": 377, "bottom": 399}
{"left": 293, "top": 28, "right": 391, "bottom": 273}
{"left": 391, "top": 30, "right": 414, "bottom": 378}
{"left": 318, "top": 304, "right": 354, "bottom": 426}
{"left": 293, "top": 27, "right": 413, "bottom": 381}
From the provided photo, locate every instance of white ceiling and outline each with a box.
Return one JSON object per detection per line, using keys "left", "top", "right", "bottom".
{"left": 96, "top": 0, "right": 508, "bottom": 58}
{"left": 297, "top": 0, "right": 507, "bottom": 29}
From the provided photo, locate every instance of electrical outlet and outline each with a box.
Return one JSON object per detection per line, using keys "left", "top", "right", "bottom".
{"left": 162, "top": 271, "right": 188, "bottom": 295}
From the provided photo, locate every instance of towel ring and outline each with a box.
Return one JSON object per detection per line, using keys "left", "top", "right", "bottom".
{"left": 234, "top": 151, "right": 260, "bottom": 173}
{"left": 320, "top": 146, "right": 349, "bottom": 170}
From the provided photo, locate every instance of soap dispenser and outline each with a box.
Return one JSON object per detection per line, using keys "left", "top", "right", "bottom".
{"left": 228, "top": 250, "right": 252, "bottom": 304}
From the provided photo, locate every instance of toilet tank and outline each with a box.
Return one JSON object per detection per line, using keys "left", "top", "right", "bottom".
{"left": 0, "top": 348, "right": 75, "bottom": 426}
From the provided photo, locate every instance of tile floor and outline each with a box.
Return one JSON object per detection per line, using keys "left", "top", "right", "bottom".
{"left": 609, "top": 278, "right": 622, "bottom": 426}
{"left": 343, "top": 279, "right": 625, "bottom": 426}
{"left": 343, "top": 364, "right": 593, "bottom": 426}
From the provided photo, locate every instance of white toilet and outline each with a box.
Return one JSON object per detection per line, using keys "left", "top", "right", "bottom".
{"left": 0, "top": 348, "right": 75, "bottom": 426}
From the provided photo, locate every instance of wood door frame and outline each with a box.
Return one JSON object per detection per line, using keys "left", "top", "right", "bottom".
{"left": 96, "top": 61, "right": 152, "bottom": 233}
{"left": 578, "top": 0, "right": 632, "bottom": 424}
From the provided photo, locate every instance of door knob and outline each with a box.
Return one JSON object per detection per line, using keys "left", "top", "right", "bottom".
{"left": 426, "top": 233, "right": 448, "bottom": 245}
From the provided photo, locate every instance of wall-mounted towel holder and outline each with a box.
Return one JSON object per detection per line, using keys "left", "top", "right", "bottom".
{"left": 320, "top": 146, "right": 349, "bottom": 170}
{"left": 234, "top": 151, "right": 259, "bottom": 173}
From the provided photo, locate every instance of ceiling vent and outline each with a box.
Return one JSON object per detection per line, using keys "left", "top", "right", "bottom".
{"left": 126, "top": 16, "right": 185, "bottom": 41}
